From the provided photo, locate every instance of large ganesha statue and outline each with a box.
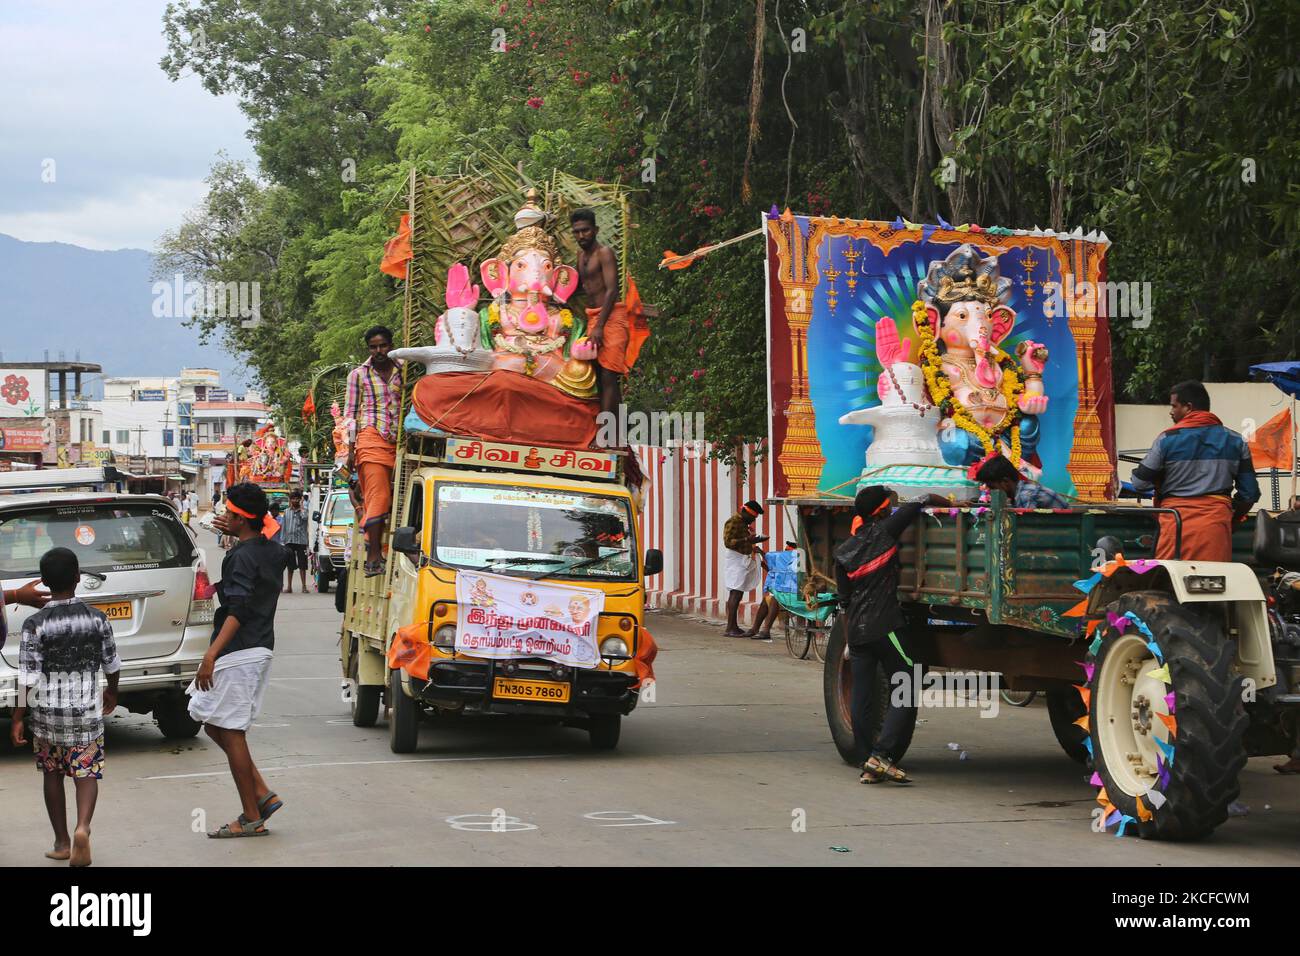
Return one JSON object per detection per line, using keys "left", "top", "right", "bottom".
{"left": 392, "top": 190, "right": 598, "bottom": 400}
{"left": 914, "top": 244, "right": 1048, "bottom": 472}
{"left": 840, "top": 243, "right": 1050, "bottom": 494}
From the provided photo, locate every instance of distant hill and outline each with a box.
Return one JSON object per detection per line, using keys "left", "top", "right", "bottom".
{"left": 0, "top": 234, "right": 243, "bottom": 396}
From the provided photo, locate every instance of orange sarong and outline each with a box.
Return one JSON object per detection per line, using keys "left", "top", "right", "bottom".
{"left": 355, "top": 427, "right": 396, "bottom": 528}
{"left": 587, "top": 303, "right": 631, "bottom": 374}
{"left": 1155, "top": 494, "right": 1234, "bottom": 561}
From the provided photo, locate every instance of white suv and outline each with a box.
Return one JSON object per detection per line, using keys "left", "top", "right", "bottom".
{"left": 0, "top": 489, "right": 214, "bottom": 738}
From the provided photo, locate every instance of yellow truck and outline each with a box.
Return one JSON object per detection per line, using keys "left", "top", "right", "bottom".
{"left": 340, "top": 432, "right": 661, "bottom": 753}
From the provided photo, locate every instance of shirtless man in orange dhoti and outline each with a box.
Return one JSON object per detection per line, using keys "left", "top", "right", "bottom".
{"left": 572, "top": 208, "right": 625, "bottom": 420}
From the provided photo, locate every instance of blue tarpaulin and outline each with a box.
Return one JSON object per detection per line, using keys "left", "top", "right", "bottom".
{"left": 1251, "top": 361, "right": 1300, "bottom": 399}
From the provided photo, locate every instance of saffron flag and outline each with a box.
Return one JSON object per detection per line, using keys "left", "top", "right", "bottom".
{"left": 380, "top": 213, "right": 413, "bottom": 279}
{"left": 387, "top": 622, "right": 432, "bottom": 681}
{"left": 301, "top": 389, "right": 316, "bottom": 423}
{"left": 623, "top": 275, "right": 651, "bottom": 369}
{"left": 1248, "top": 406, "right": 1294, "bottom": 469}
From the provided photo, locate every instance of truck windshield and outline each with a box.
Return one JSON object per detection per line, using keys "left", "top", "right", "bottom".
{"left": 327, "top": 494, "right": 356, "bottom": 526}
{"left": 0, "top": 501, "right": 194, "bottom": 577}
{"left": 434, "top": 482, "right": 636, "bottom": 581}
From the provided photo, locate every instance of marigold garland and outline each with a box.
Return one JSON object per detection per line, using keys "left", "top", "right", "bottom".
{"left": 912, "top": 298, "right": 1025, "bottom": 466}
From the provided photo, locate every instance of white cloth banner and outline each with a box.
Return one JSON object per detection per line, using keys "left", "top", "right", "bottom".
{"left": 455, "top": 570, "right": 604, "bottom": 669}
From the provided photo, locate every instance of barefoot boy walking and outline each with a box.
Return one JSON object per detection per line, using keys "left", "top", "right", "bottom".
{"left": 10, "top": 547, "right": 120, "bottom": 866}
{"left": 189, "top": 482, "right": 288, "bottom": 838}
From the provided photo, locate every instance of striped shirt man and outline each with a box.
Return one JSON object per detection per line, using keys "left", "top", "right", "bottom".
{"left": 344, "top": 356, "right": 404, "bottom": 444}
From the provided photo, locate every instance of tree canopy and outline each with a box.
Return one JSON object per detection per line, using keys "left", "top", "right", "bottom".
{"left": 157, "top": 0, "right": 1299, "bottom": 459}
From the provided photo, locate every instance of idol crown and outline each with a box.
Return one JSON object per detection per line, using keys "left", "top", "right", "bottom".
{"left": 918, "top": 243, "right": 1011, "bottom": 308}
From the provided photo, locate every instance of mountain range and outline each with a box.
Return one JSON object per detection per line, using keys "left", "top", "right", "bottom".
{"left": 0, "top": 233, "right": 242, "bottom": 397}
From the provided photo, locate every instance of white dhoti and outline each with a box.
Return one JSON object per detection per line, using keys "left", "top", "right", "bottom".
{"left": 723, "top": 548, "right": 761, "bottom": 593}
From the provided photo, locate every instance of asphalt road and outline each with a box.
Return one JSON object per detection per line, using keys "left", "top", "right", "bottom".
{"left": 1, "top": 527, "right": 1296, "bottom": 866}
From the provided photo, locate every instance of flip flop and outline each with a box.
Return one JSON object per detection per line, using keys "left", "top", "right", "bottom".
{"left": 1274, "top": 761, "right": 1300, "bottom": 775}
{"left": 208, "top": 814, "right": 269, "bottom": 838}
{"left": 258, "top": 791, "right": 283, "bottom": 820}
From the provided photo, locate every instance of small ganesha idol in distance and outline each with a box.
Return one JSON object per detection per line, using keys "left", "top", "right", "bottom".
{"left": 389, "top": 263, "right": 494, "bottom": 374}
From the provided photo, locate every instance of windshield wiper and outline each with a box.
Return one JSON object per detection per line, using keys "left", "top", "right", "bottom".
{"left": 485, "top": 555, "right": 569, "bottom": 579}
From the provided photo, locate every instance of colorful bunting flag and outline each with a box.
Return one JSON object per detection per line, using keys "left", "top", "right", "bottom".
{"left": 1156, "top": 712, "right": 1178, "bottom": 737}
{"left": 1146, "top": 663, "right": 1172, "bottom": 684}
{"left": 1135, "top": 795, "right": 1153, "bottom": 822}
{"left": 1145, "top": 789, "right": 1167, "bottom": 809}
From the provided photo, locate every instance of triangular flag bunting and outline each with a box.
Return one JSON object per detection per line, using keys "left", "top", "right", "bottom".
{"left": 1116, "top": 814, "right": 1136, "bottom": 837}
{"left": 1073, "top": 714, "right": 1090, "bottom": 732}
{"left": 1064, "top": 598, "right": 1089, "bottom": 618}
{"left": 1146, "top": 663, "right": 1171, "bottom": 684}
{"left": 1078, "top": 660, "right": 1096, "bottom": 682}
{"left": 1154, "top": 737, "right": 1175, "bottom": 766}
{"left": 1156, "top": 712, "right": 1178, "bottom": 737}
{"left": 1088, "top": 635, "right": 1103, "bottom": 657}
{"left": 1146, "top": 640, "right": 1163, "bottom": 662}
{"left": 1095, "top": 787, "right": 1110, "bottom": 806}
{"left": 1085, "top": 618, "right": 1103, "bottom": 637}
{"left": 1083, "top": 736, "right": 1094, "bottom": 755}
{"left": 1089, "top": 771, "right": 1103, "bottom": 786}
{"left": 1075, "top": 684, "right": 1091, "bottom": 709}
{"left": 1105, "top": 809, "right": 1122, "bottom": 827}
{"left": 1135, "top": 795, "right": 1153, "bottom": 822}
{"left": 1164, "top": 691, "right": 1176, "bottom": 713}
{"left": 1145, "top": 789, "right": 1168, "bottom": 809}
{"left": 1156, "top": 754, "right": 1171, "bottom": 790}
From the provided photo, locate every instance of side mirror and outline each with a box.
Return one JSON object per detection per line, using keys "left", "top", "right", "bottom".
{"left": 392, "top": 526, "right": 421, "bottom": 560}
{"left": 644, "top": 548, "right": 663, "bottom": 577}
{"left": 312, "top": 512, "right": 321, "bottom": 522}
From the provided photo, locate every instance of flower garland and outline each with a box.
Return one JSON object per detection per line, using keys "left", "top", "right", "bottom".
{"left": 912, "top": 298, "right": 1025, "bottom": 466}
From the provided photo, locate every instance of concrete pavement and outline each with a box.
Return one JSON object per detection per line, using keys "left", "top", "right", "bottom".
{"left": 1, "top": 529, "right": 1296, "bottom": 866}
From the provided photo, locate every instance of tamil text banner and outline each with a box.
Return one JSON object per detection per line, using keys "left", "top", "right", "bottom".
{"left": 454, "top": 570, "right": 604, "bottom": 668}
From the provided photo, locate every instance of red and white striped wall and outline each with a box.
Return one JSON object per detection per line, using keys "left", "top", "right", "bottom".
{"left": 631, "top": 443, "right": 793, "bottom": 626}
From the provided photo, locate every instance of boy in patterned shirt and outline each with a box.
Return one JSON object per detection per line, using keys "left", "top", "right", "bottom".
{"left": 10, "top": 547, "right": 120, "bottom": 867}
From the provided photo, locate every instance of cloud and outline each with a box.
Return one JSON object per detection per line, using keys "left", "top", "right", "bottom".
{"left": 0, "top": 0, "right": 255, "bottom": 250}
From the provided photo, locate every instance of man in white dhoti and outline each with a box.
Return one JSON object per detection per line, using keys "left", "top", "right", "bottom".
{"left": 722, "top": 500, "right": 767, "bottom": 637}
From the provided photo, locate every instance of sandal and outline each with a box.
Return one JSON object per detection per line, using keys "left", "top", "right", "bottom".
{"left": 861, "top": 755, "right": 912, "bottom": 785}
{"left": 363, "top": 559, "right": 385, "bottom": 578}
{"left": 1274, "top": 758, "right": 1300, "bottom": 775}
{"left": 258, "top": 791, "right": 283, "bottom": 820}
{"left": 208, "top": 813, "right": 269, "bottom": 838}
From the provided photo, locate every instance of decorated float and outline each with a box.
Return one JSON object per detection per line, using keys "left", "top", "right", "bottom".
{"left": 753, "top": 210, "right": 1295, "bottom": 841}
{"left": 766, "top": 212, "right": 1115, "bottom": 502}
{"left": 381, "top": 166, "right": 644, "bottom": 451}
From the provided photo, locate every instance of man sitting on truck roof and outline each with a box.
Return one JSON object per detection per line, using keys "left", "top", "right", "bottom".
{"left": 1129, "top": 380, "right": 1260, "bottom": 561}
{"left": 345, "top": 324, "right": 404, "bottom": 577}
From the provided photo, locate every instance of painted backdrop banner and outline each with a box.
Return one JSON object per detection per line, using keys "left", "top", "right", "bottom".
{"left": 455, "top": 570, "right": 604, "bottom": 668}
{"left": 765, "top": 215, "right": 1116, "bottom": 500}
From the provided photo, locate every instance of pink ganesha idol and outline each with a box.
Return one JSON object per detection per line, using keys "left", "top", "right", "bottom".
{"left": 475, "top": 190, "right": 598, "bottom": 399}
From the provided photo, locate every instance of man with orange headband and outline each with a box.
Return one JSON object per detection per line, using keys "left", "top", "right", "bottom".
{"left": 345, "top": 325, "right": 404, "bottom": 577}
{"left": 190, "top": 482, "right": 288, "bottom": 838}
{"left": 835, "top": 485, "right": 950, "bottom": 785}
{"left": 723, "top": 499, "right": 768, "bottom": 637}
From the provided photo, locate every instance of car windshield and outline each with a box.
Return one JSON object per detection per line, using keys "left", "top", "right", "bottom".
{"left": 327, "top": 494, "right": 356, "bottom": 526}
{"left": 434, "top": 482, "right": 635, "bottom": 581}
{"left": 0, "top": 501, "right": 194, "bottom": 577}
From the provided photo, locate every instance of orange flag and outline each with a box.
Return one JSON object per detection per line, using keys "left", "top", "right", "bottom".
{"left": 633, "top": 626, "right": 659, "bottom": 687}
{"left": 1248, "top": 406, "right": 1294, "bottom": 469}
{"left": 660, "top": 248, "right": 702, "bottom": 270}
{"left": 301, "top": 389, "right": 316, "bottom": 423}
{"left": 623, "top": 275, "right": 652, "bottom": 369}
{"left": 386, "top": 621, "right": 431, "bottom": 681}
{"left": 380, "top": 213, "right": 413, "bottom": 279}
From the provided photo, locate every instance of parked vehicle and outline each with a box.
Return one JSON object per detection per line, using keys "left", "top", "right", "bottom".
{"left": 0, "top": 469, "right": 215, "bottom": 738}
{"left": 311, "top": 488, "right": 356, "bottom": 594}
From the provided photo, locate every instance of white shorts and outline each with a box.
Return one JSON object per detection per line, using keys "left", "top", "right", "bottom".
{"left": 187, "top": 657, "right": 272, "bottom": 731}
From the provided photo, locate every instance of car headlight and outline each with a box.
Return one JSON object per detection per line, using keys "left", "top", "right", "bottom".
{"left": 1185, "top": 574, "right": 1226, "bottom": 593}
{"left": 327, "top": 534, "right": 346, "bottom": 548}
{"left": 600, "top": 636, "right": 629, "bottom": 658}
{"left": 434, "top": 624, "right": 456, "bottom": 649}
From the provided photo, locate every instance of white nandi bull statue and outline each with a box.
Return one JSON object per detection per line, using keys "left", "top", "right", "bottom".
{"left": 389, "top": 263, "right": 494, "bottom": 374}
{"left": 838, "top": 317, "right": 972, "bottom": 498}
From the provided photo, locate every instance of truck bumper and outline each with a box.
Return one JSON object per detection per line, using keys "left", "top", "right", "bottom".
{"left": 411, "top": 659, "right": 639, "bottom": 717}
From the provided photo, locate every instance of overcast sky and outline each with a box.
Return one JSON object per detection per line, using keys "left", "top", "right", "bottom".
{"left": 0, "top": 0, "right": 256, "bottom": 252}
